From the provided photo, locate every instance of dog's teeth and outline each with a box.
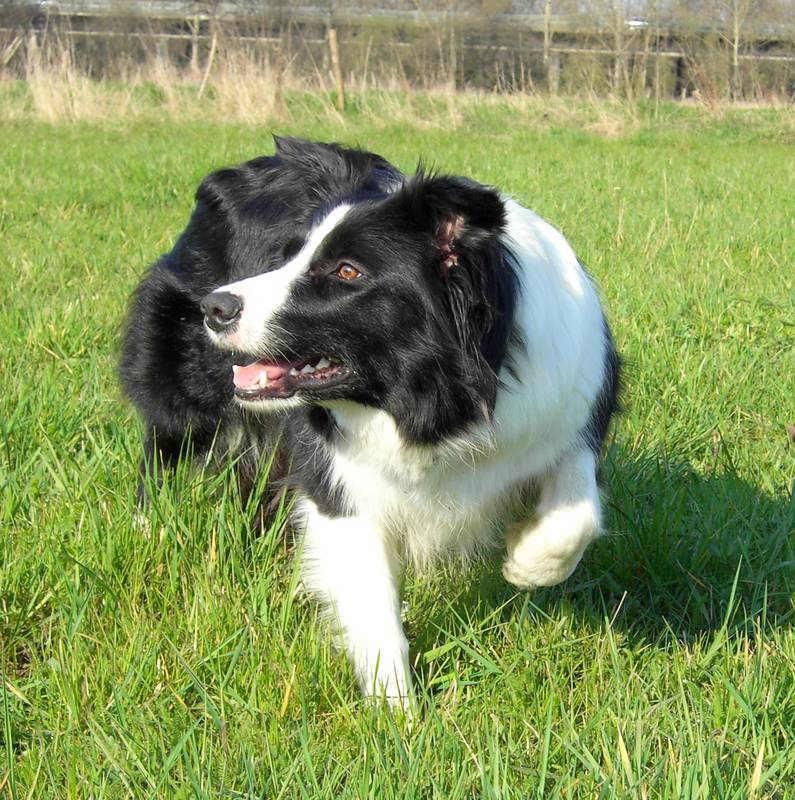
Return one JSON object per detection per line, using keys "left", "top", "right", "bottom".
{"left": 316, "top": 357, "right": 331, "bottom": 370}
{"left": 232, "top": 365, "right": 239, "bottom": 375}
{"left": 258, "top": 371, "right": 269, "bottom": 388}
{"left": 289, "top": 367, "right": 299, "bottom": 377}
{"left": 301, "top": 364, "right": 315, "bottom": 374}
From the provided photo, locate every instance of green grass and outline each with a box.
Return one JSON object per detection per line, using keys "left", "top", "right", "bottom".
{"left": 1, "top": 101, "right": 794, "bottom": 799}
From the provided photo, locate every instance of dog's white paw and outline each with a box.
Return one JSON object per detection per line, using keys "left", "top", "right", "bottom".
{"left": 366, "top": 684, "right": 414, "bottom": 714}
{"left": 502, "top": 545, "right": 584, "bottom": 589}
{"left": 502, "top": 512, "right": 595, "bottom": 589}
{"left": 359, "top": 653, "right": 414, "bottom": 711}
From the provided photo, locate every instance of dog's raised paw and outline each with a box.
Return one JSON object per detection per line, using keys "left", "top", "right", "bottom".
{"left": 501, "top": 548, "right": 582, "bottom": 589}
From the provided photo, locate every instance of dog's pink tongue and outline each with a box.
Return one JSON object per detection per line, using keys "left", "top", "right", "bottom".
{"left": 232, "top": 360, "right": 287, "bottom": 388}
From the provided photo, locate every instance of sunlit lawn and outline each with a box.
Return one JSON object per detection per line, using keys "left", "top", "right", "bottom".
{"left": 1, "top": 100, "right": 794, "bottom": 798}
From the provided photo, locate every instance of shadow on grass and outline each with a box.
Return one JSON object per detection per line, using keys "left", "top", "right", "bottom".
{"left": 408, "top": 448, "right": 795, "bottom": 666}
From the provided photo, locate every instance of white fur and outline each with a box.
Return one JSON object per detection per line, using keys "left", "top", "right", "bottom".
{"left": 318, "top": 200, "right": 607, "bottom": 568}
{"left": 291, "top": 200, "right": 609, "bottom": 706}
{"left": 297, "top": 498, "right": 412, "bottom": 703}
{"left": 214, "top": 197, "right": 610, "bottom": 707}
{"left": 502, "top": 448, "right": 601, "bottom": 588}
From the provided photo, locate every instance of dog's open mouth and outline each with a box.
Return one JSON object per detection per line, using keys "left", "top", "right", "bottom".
{"left": 232, "top": 356, "right": 349, "bottom": 401}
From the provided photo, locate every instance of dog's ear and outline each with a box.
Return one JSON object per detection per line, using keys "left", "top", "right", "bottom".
{"left": 402, "top": 174, "right": 505, "bottom": 277}
{"left": 195, "top": 167, "right": 244, "bottom": 217}
{"left": 399, "top": 175, "right": 516, "bottom": 422}
{"left": 173, "top": 168, "right": 250, "bottom": 292}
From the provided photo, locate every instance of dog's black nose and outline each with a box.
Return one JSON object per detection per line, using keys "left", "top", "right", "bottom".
{"left": 200, "top": 291, "right": 243, "bottom": 333}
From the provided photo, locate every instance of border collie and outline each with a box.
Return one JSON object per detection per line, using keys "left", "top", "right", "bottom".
{"left": 121, "top": 137, "right": 619, "bottom": 706}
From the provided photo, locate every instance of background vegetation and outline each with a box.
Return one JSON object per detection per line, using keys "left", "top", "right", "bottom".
{"left": 1, "top": 0, "right": 794, "bottom": 108}
{"left": 1, "top": 101, "right": 794, "bottom": 797}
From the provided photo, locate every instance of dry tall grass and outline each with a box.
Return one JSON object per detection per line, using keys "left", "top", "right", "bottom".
{"left": 9, "top": 35, "right": 303, "bottom": 123}
{"left": 0, "top": 38, "right": 637, "bottom": 132}
{"left": 2, "top": 35, "right": 794, "bottom": 137}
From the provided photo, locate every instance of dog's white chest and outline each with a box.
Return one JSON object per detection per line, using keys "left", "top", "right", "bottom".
{"left": 325, "top": 403, "right": 523, "bottom": 567}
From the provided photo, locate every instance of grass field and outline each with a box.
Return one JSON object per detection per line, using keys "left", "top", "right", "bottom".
{"left": 1, "top": 98, "right": 794, "bottom": 798}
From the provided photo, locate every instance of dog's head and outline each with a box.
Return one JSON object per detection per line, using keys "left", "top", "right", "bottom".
{"left": 202, "top": 171, "right": 518, "bottom": 444}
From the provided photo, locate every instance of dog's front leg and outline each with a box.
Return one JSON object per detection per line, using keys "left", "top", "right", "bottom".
{"left": 503, "top": 447, "right": 602, "bottom": 589}
{"left": 298, "top": 501, "right": 412, "bottom": 707}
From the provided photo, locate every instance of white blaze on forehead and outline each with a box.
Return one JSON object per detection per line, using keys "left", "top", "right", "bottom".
{"left": 206, "top": 203, "right": 353, "bottom": 353}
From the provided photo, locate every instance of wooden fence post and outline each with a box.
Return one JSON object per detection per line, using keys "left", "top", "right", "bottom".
{"left": 273, "top": 46, "right": 286, "bottom": 117}
{"left": 543, "top": 0, "right": 554, "bottom": 92}
{"left": 198, "top": 23, "right": 217, "bottom": 98}
{"left": 328, "top": 27, "right": 345, "bottom": 111}
{"left": 613, "top": 1, "right": 624, "bottom": 97}
{"left": 549, "top": 51, "right": 560, "bottom": 95}
{"left": 189, "top": 15, "right": 199, "bottom": 74}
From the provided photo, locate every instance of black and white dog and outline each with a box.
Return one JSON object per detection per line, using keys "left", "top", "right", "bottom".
{"left": 121, "top": 137, "right": 619, "bottom": 705}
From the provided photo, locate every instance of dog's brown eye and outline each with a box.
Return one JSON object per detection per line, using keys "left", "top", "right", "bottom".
{"left": 336, "top": 263, "right": 361, "bottom": 281}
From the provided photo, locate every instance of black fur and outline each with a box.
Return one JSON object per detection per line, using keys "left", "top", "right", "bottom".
{"left": 120, "top": 138, "right": 402, "bottom": 497}
{"left": 584, "top": 319, "right": 622, "bottom": 455}
{"left": 260, "top": 173, "right": 519, "bottom": 445}
{"left": 121, "top": 138, "right": 617, "bottom": 521}
{"left": 120, "top": 140, "right": 622, "bottom": 705}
